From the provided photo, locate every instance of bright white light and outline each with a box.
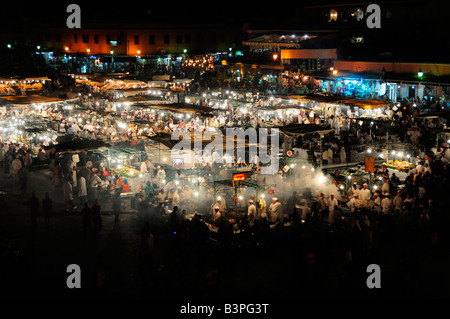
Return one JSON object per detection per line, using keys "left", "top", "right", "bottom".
{"left": 348, "top": 176, "right": 352, "bottom": 180}
{"left": 317, "top": 175, "right": 326, "bottom": 184}
{"left": 368, "top": 149, "right": 372, "bottom": 153}
{"left": 217, "top": 196, "right": 221, "bottom": 201}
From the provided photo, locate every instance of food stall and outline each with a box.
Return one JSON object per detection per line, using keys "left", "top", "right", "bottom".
{"left": 383, "top": 160, "right": 415, "bottom": 173}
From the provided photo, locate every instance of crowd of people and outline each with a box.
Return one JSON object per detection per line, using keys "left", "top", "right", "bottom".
{"left": 0, "top": 70, "right": 450, "bottom": 298}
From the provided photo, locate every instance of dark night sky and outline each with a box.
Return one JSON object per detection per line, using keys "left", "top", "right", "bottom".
{"left": 0, "top": 0, "right": 366, "bottom": 26}
{"left": 2, "top": 0, "right": 449, "bottom": 27}
{"left": 1, "top": 0, "right": 449, "bottom": 62}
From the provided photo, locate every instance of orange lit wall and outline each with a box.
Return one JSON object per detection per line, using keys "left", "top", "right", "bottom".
{"left": 333, "top": 60, "right": 450, "bottom": 76}
{"left": 280, "top": 48, "right": 338, "bottom": 60}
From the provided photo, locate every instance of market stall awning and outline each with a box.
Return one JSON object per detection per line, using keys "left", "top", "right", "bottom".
{"left": 111, "top": 95, "right": 164, "bottom": 103}
{"left": 44, "top": 138, "right": 110, "bottom": 153}
{"left": 277, "top": 123, "right": 333, "bottom": 136}
{"left": 0, "top": 95, "right": 66, "bottom": 106}
{"left": 283, "top": 93, "right": 352, "bottom": 104}
{"left": 337, "top": 99, "right": 391, "bottom": 110}
{"left": 135, "top": 102, "right": 216, "bottom": 115}
{"left": 414, "top": 111, "right": 450, "bottom": 121}
{"left": 146, "top": 129, "right": 263, "bottom": 149}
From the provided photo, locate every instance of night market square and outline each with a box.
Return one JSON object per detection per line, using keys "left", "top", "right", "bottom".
{"left": 1, "top": 0, "right": 450, "bottom": 304}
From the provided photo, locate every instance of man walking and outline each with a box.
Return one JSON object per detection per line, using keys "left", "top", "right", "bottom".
{"left": 42, "top": 192, "right": 53, "bottom": 228}
{"left": 27, "top": 191, "right": 39, "bottom": 229}
{"left": 92, "top": 200, "right": 103, "bottom": 238}
{"left": 81, "top": 202, "right": 93, "bottom": 240}
{"left": 63, "top": 178, "right": 76, "bottom": 213}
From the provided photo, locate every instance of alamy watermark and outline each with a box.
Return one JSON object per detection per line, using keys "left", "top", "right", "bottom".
{"left": 366, "top": 4, "right": 381, "bottom": 29}
{"left": 66, "top": 4, "right": 81, "bottom": 29}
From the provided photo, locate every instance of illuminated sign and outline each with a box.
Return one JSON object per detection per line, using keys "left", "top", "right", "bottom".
{"left": 232, "top": 173, "right": 246, "bottom": 181}
{"left": 364, "top": 156, "right": 375, "bottom": 173}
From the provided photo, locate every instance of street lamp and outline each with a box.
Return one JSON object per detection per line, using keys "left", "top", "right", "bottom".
{"left": 418, "top": 69, "right": 423, "bottom": 78}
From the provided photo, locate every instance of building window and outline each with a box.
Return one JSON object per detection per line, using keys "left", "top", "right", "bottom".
{"left": 176, "top": 34, "right": 182, "bottom": 44}
{"left": 196, "top": 34, "right": 204, "bottom": 43}
{"left": 149, "top": 35, "right": 155, "bottom": 44}
{"left": 164, "top": 35, "right": 170, "bottom": 44}
{"left": 329, "top": 9, "right": 338, "bottom": 21}
{"left": 117, "top": 35, "right": 122, "bottom": 45}
{"left": 354, "top": 8, "right": 364, "bottom": 21}
{"left": 82, "top": 34, "right": 89, "bottom": 43}
{"left": 184, "top": 34, "right": 190, "bottom": 44}
{"left": 134, "top": 35, "right": 139, "bottom": 45}
{"left": 74, "top": 34, "right": 78, "bottom": 43}
{"left": 106, "top": 35, "right": 111, "bottom": 44}
{"left": 94, "top": 35, "right": 99, "bottom": 44}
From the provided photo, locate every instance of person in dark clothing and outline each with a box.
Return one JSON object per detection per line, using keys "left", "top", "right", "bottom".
{"left": 286, "top": 191, "right": 299, "bottom": 217}
{"left": 42, "top": 192, "right": 52, "bottom": 228}
{"left": 18, "top": 167, "right": 28, "bottom": 193}
{"left": 189, "top": 214, "right": 209, "bottom": 249}
{"left": 169, "top": 206, "right": 180, "bottom": 235}
{"left": 92, "top": 200, "right": 102, "bottom": 238}
{"left": 27, "top": 191, "right": 39, "bottom": 229}
{"left": 81, "top": 202, "right": 93, "bottom": 240}
{"left": 112, "top": 191, "right": 121, "bottom": 223}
